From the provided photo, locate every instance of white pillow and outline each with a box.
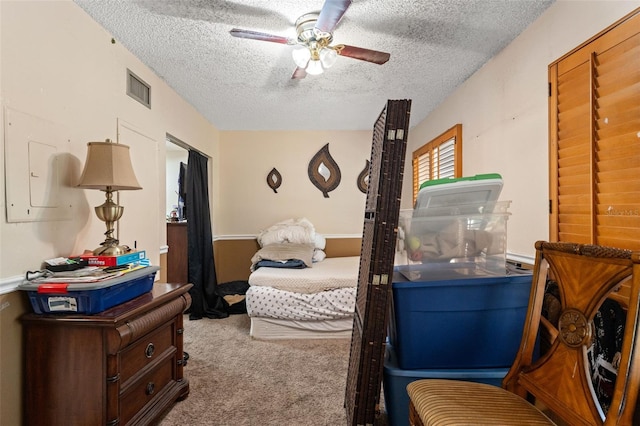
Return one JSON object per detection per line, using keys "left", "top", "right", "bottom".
{"left": 314, "top": 233, "right": 326, "bottom": 250}
{"left": 257, "top": 218, "right": 316, "bottom": 247}
{"left": 312, "top": 249, "right": 327, "bottom": 263}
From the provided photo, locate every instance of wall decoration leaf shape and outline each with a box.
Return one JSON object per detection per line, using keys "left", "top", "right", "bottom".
{"left": 267, "top": 167, "right": 282, "bottom": 193}
{"left": 308, "top": 143, "right": 341, "bottom": 198}
{"left": 357, "top": 159, "right": 370, "bottom": 194}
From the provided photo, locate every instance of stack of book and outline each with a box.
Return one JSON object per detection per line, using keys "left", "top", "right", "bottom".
{"left": 78, "top": 250, "right": 148, "bottom": 268}
{"left": 30, "top": 250, "right": 150, "bottom": 284}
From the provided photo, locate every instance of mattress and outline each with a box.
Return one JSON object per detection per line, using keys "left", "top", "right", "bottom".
{"left": 249, "top": 317, "right": 353, "bottom": 340}
{"left": 246, "top": 255, "right": 359, "bottom": 340}
{"left": 246, "top": 286, "right": 356, "bottom": 321}
{"left": 248, "top": 256, "right": 360, "bottom": 294}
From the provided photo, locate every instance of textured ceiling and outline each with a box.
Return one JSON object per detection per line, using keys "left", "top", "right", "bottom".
{"left": 74, "top": 0, "right": 554, "bottom": 131}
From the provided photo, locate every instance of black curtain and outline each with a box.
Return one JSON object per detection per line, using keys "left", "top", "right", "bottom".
{"left": 186, "top": 150, "right": 228, "bottom": 320}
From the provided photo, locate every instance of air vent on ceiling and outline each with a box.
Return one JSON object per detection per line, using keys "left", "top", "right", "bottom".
{"left": 126, "top": 69, "right": 151, "bottom": 108}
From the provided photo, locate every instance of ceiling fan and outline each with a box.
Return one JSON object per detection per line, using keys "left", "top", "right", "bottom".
{"left": 229, "top": 0, "right": 390, "bottom": 79}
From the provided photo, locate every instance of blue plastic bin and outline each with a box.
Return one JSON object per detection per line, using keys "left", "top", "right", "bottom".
{"left": 383, "top": 345, "right": 508, "bottom": 426}
{"left": 389, "top": 266, "right": 533, "bottom": 369}
{"left": 20, "top": 266, "right": 158, "bottom": 314}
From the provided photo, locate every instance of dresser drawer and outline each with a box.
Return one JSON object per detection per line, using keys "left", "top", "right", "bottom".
{"left": 120, "top": 321, "right": 174, "bottom": 385}
{"left": 120, "top": 356, "right": 174, "bottom": 425}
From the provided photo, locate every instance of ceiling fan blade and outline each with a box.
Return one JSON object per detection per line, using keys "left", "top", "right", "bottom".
{"left": 229, "top": 28, "right": 292, "bottom": 45}
{"left": 315, "top": 0, "right": 352, "bottom": 34}
{"left": 292, "top": 67, "right": 307, "bottom": 80}
{"left": 336, "top": 45, "right": 390, "bottom": 65}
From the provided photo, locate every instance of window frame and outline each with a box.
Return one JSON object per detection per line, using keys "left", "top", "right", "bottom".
{"left": 411, "top": 124, "right": 462, "bottom": 205}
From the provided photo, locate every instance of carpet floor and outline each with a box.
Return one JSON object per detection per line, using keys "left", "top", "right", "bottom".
{"left": 158, "top": 314, "right": 387, "bottom": 426}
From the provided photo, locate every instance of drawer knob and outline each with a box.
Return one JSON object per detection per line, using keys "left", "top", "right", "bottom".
{"left": 146, "top": 382, "right": 155, "bottom": 395}
{"left": 145, "top": 342, "right": 155, "bottom": 358}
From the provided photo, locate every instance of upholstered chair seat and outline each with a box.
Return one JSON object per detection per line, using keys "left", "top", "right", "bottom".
{"left": 407, "top": 379, "right": 554, "bottom": 425}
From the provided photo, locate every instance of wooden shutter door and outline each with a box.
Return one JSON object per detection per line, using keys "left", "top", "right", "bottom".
{"left": 594, "top": 30, "right": 640, "bottom": 247}
{"left": 549, "top": 9, "right": 640, "bottom": 249}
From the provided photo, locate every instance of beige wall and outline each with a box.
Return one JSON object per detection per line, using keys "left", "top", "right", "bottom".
{"left": 404, "top": 0, "right": 640, "bottom": 261}
{"left": 218, "top": 130, "right": 372, "bottom": 236}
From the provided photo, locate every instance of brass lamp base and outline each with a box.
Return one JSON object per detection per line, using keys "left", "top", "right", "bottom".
{"left": 93, "top": 240, "right": 131, "bottom": 256}
{"left": 93, "top": 187, "right": 131, "bottom": 256}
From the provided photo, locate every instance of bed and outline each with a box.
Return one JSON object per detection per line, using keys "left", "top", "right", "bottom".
{"left": 245, "top": 218, "right": 360, "bottom": 340}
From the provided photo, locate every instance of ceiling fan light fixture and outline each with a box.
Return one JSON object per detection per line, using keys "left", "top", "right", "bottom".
{"left": 305, "top": 59, "right": 324, "bottom": 75}
{"left": 230, "top": 2, "right": 391, "bottom": 81}
{"left": 319, "top": 47, "right": 338, "bottom": 68}
{"left": 292, "top": 46, "right": 311, "bottom": 68}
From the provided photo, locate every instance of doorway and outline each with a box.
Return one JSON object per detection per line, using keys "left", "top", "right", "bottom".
{"left": 166, "top": 135, "right": 189, "bottom": 284}
{"left": 166, "top": 135, "right": 189, "bottom": 220}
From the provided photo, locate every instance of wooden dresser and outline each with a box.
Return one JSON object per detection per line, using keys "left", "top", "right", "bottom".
{"left": 22, "top": 282, "right": 192, "bottom": 426}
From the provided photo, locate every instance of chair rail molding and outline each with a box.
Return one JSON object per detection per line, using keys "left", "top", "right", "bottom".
{"left": 0, "top": 275, "right": 23, "bottom": 295}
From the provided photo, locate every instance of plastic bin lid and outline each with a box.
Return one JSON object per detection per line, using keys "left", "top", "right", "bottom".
{"left": 19, "top": 265, "right": 159, "bottom": 291}
{"left": 415, "top": 173, "right": 503, "bottom": 214}
{"left": 418, "top": 173, "right": 502, "bottom": 190}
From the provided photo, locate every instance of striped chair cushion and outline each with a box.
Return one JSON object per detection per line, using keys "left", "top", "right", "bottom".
{"left": 407, "top": 379, "right": 555, "bottom": 425}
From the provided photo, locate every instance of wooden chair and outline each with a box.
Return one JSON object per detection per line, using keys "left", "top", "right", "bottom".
{"left": 407, "top": 241, "right": 640, "bottom": 425}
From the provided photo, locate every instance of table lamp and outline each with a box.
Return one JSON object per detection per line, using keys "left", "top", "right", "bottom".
{"left": 77, "top": 139, "right": 142, "bottom": 255}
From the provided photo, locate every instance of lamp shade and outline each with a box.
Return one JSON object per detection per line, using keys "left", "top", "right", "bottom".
{"left": 292, "top": 46, "right": 311, "bottom": 68}
{"left": 77, "top": 140, "right": 142, "bottom": 190}
{"left": 305, "top": 59, "right": 324, "bottom": 75}
{"left": 319, "top": 48, "right": 338, "bottom": 68}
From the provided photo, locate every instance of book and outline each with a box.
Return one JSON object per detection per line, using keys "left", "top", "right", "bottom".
{"left": 78, "top": 250, "right": 146, "bottom": 267}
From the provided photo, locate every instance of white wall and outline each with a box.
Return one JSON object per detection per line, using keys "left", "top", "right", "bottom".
{"left": 404, "top": 0, "right": 640, "bottom": 261}
{"left": 0, "top": 1, "right": 219, "bottom": 281}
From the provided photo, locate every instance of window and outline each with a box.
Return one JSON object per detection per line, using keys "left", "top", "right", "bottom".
{"left": 412, "top": 124, "right": 462, "bottom": 204}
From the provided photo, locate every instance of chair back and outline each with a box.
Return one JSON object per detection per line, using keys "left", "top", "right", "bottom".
{"left": 503, "top": 241, "right": 640, "bottom": 425}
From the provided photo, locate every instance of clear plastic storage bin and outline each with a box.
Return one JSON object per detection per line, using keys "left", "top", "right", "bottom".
{"left": 395, "top": 201, "right": 511, "bottom": 280}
